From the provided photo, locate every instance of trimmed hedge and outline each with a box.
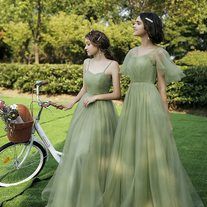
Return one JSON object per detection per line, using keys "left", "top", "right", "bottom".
{"left": 0, "top": 64, "right": 83, "bottom": 94}
{"left": 0, "top": 64, "right": 206, "bottom": 108}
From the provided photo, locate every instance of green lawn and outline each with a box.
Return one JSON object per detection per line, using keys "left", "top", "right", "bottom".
{"left": 0, "top": 95, "right": 207, "bottom": 207}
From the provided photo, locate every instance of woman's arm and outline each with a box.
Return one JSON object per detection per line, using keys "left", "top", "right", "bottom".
{"left": 157, "top": 69, "right": 168, "bottom": 113}
{"left": 84, "top": 61, "right": 121, "bottom": 107}
{"left": 65, "top": 85, "right": 87, "bottom": 108}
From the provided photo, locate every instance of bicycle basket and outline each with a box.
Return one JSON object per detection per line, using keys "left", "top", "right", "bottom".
{"left": 7, "top": 104, "right": 34, "bottom": 143}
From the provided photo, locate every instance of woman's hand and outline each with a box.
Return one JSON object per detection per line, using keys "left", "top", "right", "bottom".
{"left": 64, "top": 101, "right": 76, "bottom": 110}
{"left": 46, "top": 101, "right": 74, "bottom": 110}
{"left": 47, "top": 102, "right": 65, "bottom": 110}
{"left": 0, "top": 100, "right": 5, "bottom": 109}
{"left": 83, "top": 96, "right": 97, "bottom": 107}
{"left": 55, "top": 104, "right": 65, "bottom": 110}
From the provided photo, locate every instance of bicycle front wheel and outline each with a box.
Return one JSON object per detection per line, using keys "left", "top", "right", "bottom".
{"left": 0, "top": 141, "right": 47, "bottom": 187}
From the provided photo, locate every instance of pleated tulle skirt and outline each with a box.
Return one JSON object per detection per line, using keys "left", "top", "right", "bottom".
{"left": 42, "top": 93, "right": 118, "bottom": 207}
{"left": 101, "top": 82, "right": 204, "bottom": 207}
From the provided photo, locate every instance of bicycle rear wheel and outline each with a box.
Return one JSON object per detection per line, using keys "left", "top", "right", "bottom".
{"left": 0, "top": 141, "right": 47, "bottom": 187}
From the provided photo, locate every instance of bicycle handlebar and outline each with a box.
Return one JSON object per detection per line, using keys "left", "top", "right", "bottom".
{"left": 0, "top": 80, "right": 65, "bottom": 130}
{"left": 34, "top": 81, "right": 64, "bottom": 110}
{"left": 35, "top": 80, "right": 48, "bottom": 87}
{"left": 0, "top": 80, "right": 63, "bottom": 123}
{"left": 40, "top": 101, "right": 64, "bottom": 109}
{"left": 0, "top": 100, "right": 5, "bottom": 110}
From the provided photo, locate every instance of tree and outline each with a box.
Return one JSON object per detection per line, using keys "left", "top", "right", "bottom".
{"left": 0, "top": 0, "right": 43, "bottom": 63}
{"left": 43, "top": 13, "right": 90, "bottom": 63}
{"left": 163, "top": 0, "right": 207, "bottom": 57}
{"left": 3, "top": 22, "right": 31, "bottom": 63}
{"left": 42, "top": 13, "right": 138, "bottom": 64}
{"left": 117, "top": 0, "right": 166, "bottom": 20}
{"left": 0, "top": 0, "right": 66, "bottom": 63}
{"left": 0, "top": 0, "right": 206, "bottom": 63}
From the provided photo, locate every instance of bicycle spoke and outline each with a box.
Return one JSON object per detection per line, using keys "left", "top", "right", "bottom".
{"left": 0, "top": 141, "right": 46, "bottom": 186}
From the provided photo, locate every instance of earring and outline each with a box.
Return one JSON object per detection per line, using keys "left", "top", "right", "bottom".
{"left": 98, "top": 50, "right": 103, "bottom": 56}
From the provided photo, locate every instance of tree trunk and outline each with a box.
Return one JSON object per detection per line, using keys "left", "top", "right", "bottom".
{"left": 34, "top": 0, "right": 41, "bottom": 64}
{"left": 34, "top": 43, "right": 39, "bottom": 64}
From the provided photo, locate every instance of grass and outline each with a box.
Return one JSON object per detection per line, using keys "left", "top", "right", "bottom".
{"left": 0, "top": 95, "right": 207, "bottom": 207}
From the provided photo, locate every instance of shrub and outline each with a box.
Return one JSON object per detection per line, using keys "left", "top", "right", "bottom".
{"left": 177, "top": 51, "right": 207, "bottom": 66}
{"left": 0, "top": 64, "right": 83, "bottom": 94}
{"left": 167, "top": 66, "right": 207, "bottom": 108}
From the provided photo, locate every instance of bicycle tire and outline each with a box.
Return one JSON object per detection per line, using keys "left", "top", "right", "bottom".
{"left": 0, "top": 141, "right": 47, "bottom": 187}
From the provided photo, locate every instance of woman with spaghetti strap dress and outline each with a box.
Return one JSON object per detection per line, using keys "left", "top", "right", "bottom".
{"left": 42, "top": 30, "right": 120, "bottom": 207}
{"left": 101, "top": 12, "right": 204, "bottom": 207}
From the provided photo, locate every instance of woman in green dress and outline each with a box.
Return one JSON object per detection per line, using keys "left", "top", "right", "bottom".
{"left": 101, "top": 12, "right": 204, "bottom": 207}
{"left": 42, "top": 30, "right": 120, "bottom": 207}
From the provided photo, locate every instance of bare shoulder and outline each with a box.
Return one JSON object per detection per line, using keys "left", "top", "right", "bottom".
{"left": 108, "top": 60, "right": 119, "bottom": 73}
{"left": 83, "top": 58, "right": 90, "bottom": 65}
{"left": 83, "top": 58, "right": 90, "bottom": 71}
{"left": 110, "top": 60, "right": 119, "bottom": 67}
{"left": 104, "top": 60, "right": 119, "bottom": 76}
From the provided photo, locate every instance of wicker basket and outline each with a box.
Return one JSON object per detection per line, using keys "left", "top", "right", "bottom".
{"left": 7, "top": 104, "right": 34, "bottom": 143}
{"left": 7, "top": 121, "right": 34, "bottom": 143}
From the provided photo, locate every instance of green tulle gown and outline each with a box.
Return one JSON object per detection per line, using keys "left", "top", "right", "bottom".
{"left": 101, "top": 47, "right": 204, "bottom": 207}
{"left": 42, "top": 61, "right": 118, "bottom": 207}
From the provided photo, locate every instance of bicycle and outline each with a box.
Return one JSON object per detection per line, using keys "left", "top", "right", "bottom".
{"left": 0, "top": 80, "right": 64, "bottom": 187}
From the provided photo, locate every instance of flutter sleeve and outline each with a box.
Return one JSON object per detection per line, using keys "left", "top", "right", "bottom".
{"left": 155, "top": 48, "right": 185, "bottom": 84}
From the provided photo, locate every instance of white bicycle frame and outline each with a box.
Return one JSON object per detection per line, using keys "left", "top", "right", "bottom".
{"left": 13, "top": 106, "right": 63, "bottom": 169}
{"left": 0, "top": 81, "right": 64, "bottom": 187}
{"left": 33, "top": 120, "right": 62, "bottom": 163}
{"left": 25, "top": 80, "right": 63, "bottom": 164}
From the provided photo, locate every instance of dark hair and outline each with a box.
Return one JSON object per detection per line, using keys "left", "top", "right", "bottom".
{"left": 139, "top": 12, "right": 164, "bottom": 44}
{"left": 85, "top": 30, "right": 114, "bottom": 60}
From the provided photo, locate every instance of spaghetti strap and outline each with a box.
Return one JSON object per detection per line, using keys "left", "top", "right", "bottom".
{"left": 104, "top": 61, "right": 113, "bottom": 72}
{"left": 86, "top": 59, "right": 91, "bottom": 72}
{"left": 86, "top": 59, "right": 113, "bottom": 74}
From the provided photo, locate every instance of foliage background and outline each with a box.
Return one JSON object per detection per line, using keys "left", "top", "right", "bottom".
{"left": 0, "top": 0, "right": 206, "bottom": 64}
